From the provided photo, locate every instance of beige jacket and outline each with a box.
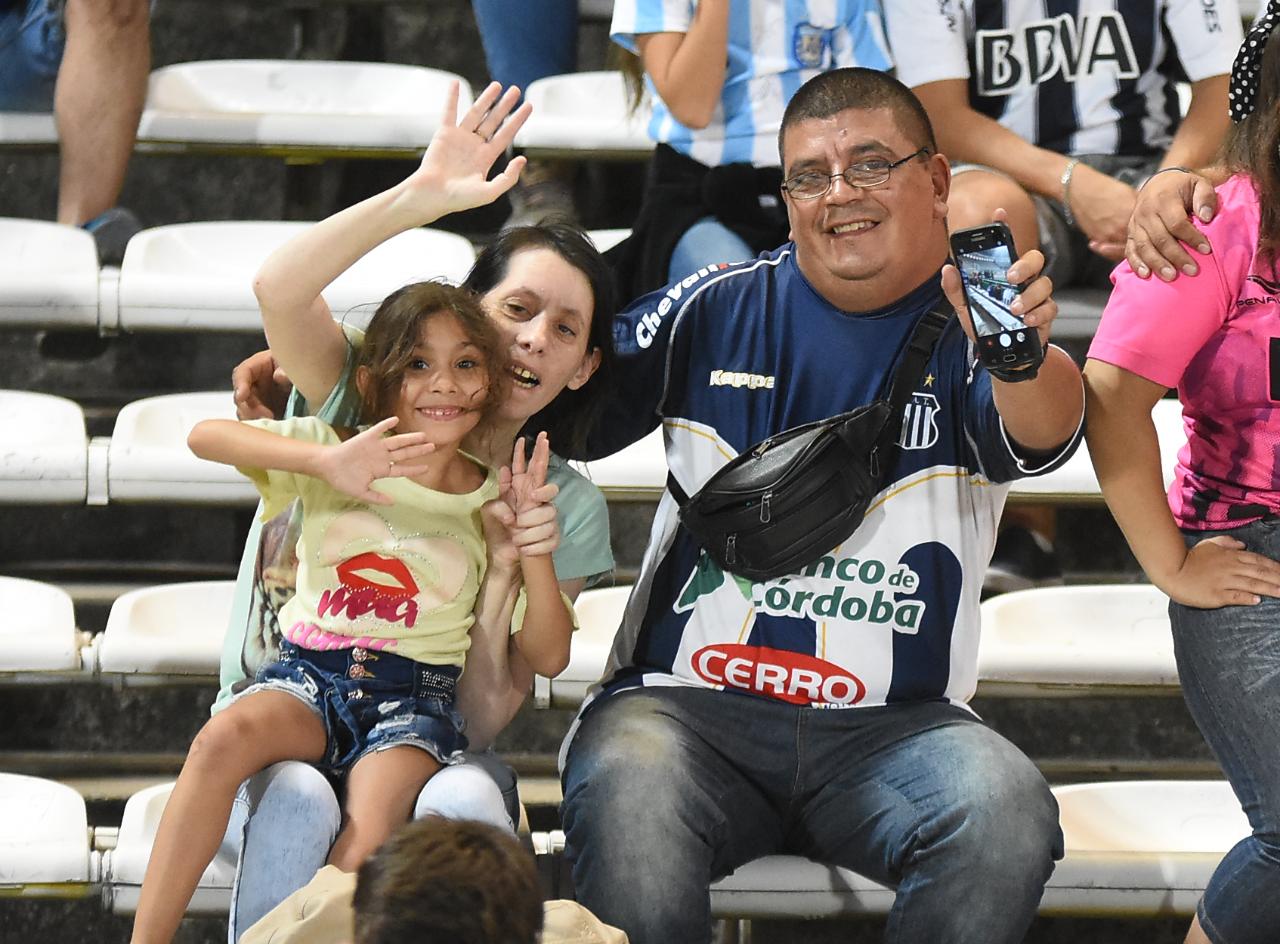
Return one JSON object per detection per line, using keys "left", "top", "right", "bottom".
{"left": 241, "top": 864, "right": 628, "bottom": 944}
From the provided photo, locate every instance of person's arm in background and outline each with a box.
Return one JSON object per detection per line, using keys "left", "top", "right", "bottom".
{"left": 251, "top": 82, "right": 530, "bottom": 407}
{"left": 914, "top": 78, "right": 1137, "bottom": 258}
{"left": 632, "top": 0, "right": 730, "bottom": 130}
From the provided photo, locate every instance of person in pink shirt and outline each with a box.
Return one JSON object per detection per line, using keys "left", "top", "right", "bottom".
{"left": 1084, "top": 11, "right": 1280, "bottom": 943}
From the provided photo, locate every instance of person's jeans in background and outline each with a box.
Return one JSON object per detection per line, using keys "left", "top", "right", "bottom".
{"left": 0, "top": 0, "right": 64, "bottom": 110}
{"left": 562, "top": 686, "right": 1061, "bottom": 944}
{"left": 666, "top": 216, "right": 753, "bottom": 284}
{"left": 1173, "top": 516, "right": 1280, "bottom": 944}
{"left": 470, "top": 0, "right": 575, "bottom": 92}
{"left": 224, "top": 752, "right": 517, "bottom": 942}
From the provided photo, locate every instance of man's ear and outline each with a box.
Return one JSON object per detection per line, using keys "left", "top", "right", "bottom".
{"left": 931, "top": 152, "right": 952, "bottom": 221}
{"left": 567, "top": 347, "right": 603, "bottom": 391}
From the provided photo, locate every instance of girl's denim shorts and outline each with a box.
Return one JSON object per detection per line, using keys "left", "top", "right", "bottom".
{"left": 238, "top": 642, "right": 467, "bottom": 774}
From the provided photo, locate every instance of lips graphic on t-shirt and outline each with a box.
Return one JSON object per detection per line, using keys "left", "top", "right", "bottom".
{"left": 336, "top": 552, "right": 420, "bottom": 599}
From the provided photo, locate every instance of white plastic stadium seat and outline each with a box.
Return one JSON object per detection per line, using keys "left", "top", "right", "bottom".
{"left": 0, "top": 219, "right": 100, "bottom": 329}
{"left": 105, "top": 782, "right": 235, "bottom": 914}
{"left": 0, "top": 577, "right": 80, "bottom": 674}
{"left": 116, "top": 221, "right": 475, "bottom": 332}
{"left": 586, "top": 229, "right": 631, "bottom": 254}
{"left": 514, "top": 72, "right": 653, "bottom": 157}
{"left": 137, "top": 61, "right": 472, "bottom": 152}
{"left": 0, "top": 773, "right": 94, "bottom": 895}
{"left": 0, "top": 391, "right": 88, "bottom": 503}
{"left": 536, "top": 585, "right": 630, "bottom": 708}
{"left": 1010, "top": 397, "right": 1184, "bottom": 503}
{"left": 978, "top": 585, "right": 1177, "bottom": 693}
{"left": 0, "top": 112, "right": 57, "bottom": 145}
{"left": 1044, "top": 780, "right": 1248, "bottom": 915}
{"left": 576, "top": 427, "right": 667, "bottom": 500}
{"left": 97, "top": 581, "right": 233, "bottom": 678}
{"left": 711, "top": 856, "right": 893, "bottom": 917}
{"left": 107, "top": 392, "right": 255, "bottom": 504}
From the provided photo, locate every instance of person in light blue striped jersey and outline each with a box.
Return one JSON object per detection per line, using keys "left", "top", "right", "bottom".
{"left": 607, "top": 0, "right": 893, "bottom": 301}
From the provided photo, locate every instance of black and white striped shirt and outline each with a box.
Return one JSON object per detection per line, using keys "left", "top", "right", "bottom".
{"left": 885, "top": 0, "right": 1242, "bottom": 157}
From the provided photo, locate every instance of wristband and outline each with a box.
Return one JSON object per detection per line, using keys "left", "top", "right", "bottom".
{"left": 1138, "top": 166, "right": 1192, "bottom": 191}
{"left": 1059, "top": 157, "right": 1081, "bottom": 228}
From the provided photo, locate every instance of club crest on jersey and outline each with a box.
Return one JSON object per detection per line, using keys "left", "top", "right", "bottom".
{"left": 793, "top": 23, "right": 832, "bottom": 69}
{"left": 899, "top": 392, "right": 939, "bottom": 450}
{"left": 975, "top": 13, "right": 1138, "bottom": 97}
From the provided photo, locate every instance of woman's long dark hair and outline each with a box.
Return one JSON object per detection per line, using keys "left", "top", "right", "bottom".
{"left": 1225, "top": 27, "right": 1280, "bottom": 261}
{"left": 463, "top": 223, "right": 616, "bottom": 458}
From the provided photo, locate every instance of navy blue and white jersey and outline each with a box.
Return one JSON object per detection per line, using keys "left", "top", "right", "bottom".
{"left": 883, "top": 0, "right": 1241, "bottom": 157}
{"left": 565, "top": 247, "right": 1081, "bottom": 750}
{"left": 610, "top": 0, "right": 893, "bottom": 167}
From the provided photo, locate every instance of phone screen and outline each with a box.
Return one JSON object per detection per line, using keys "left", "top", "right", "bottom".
{"left": 955, "top": 242, "right": 1024, "bottom": 337}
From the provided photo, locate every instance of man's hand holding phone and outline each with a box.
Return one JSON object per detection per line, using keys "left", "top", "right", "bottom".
{"left": 943, "top": 210, "right": 1056, "bottom": 382}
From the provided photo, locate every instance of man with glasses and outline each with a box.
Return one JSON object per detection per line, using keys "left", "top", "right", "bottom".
{"left": 559, "top": 67, "right": 1085, "bottom": 944}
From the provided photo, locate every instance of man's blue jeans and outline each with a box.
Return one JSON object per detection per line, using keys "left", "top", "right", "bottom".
{"left": 1173, "top": 517, "right": 1280, "bottom": 944}
{"left": 470, "top": 0, "right": 575, "bottom": 93}
{"left": 0, "top": 0, "right": 64, "bottom": 111}
{"left": 562, "top": 687, "right": 1061, "bottom": 944}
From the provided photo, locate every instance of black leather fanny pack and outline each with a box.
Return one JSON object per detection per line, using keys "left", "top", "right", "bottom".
{"left": 669, "top": 304, "right": 951, "bottom": 582}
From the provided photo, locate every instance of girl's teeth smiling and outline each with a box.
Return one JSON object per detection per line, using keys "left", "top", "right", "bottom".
{"left": 512, "top": 365, "right": 540, "bottom": 388}
{"left": 417, "top": 406, "right": 463, "bottom": 419}
{"left": 832, "top": 221, "right": 875, "bottom": 234}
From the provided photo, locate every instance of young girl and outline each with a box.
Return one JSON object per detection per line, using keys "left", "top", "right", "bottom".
{"left": 610, "top": 0, "right": 892, "bottom": 297}
{"left": 129, "top": 283, "right": 574, "bottom": 944}
{"left": 1084, "top": 13, "right": 1280, "bottom": 944}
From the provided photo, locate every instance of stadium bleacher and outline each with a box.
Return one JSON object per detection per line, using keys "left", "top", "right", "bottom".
{"left": 0, "top": 1, "right": 1256, "bottom": 942}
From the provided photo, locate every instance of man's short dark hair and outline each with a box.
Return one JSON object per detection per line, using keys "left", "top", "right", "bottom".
{"left": 778, "top": 68, "right": 938, "bottom": 168}
{"left": 353, "top": 817, "right": 543, "bottom": 944}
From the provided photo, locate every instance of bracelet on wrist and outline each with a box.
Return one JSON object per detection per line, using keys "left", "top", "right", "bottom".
{"left": 1059, "top": 157, "right": 1081, "bottom": 228}
{"left": 1138, "top": 166, "right": 1192, "bottom": 191}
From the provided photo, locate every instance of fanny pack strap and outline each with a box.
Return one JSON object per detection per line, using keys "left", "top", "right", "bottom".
{"left": 666, "top": 298, "right": 952, "bottom": 507}
{"left": 856, "top": 300, "right": 952, "bottom": 476}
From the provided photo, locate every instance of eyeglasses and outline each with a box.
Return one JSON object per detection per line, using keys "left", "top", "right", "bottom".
{"left": 781, "top": 147, "right": 930, "bottom": 200}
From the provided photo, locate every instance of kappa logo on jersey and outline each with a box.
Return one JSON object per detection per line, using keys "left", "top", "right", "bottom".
{"left": 692, "top": 643, "right": 867, "bottom": 705}
{"left": 709, "top": 369, "right": 776, "bottom": 390}
{"left": 793, "top": 23, "right": 833, "bottom": 68}
{"left": 635, "top": 263, "right": 734, "bottom": 349}
{"left": 899, "top": 392, "right": 939, "bottom": 450}
{"left": 975, "top": 13, "right": 1138, "bottom": 97}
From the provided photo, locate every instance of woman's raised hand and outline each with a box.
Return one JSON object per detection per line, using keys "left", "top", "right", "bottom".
{"left": 398, "top": 80, "right": 532, "bottom": 220}
{"left": 313, "top": 416, "right": 436, "bottom": 505}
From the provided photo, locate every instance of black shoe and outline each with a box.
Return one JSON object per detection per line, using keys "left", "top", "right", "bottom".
{"left": 983, "top": 526, "right": 1063, "bottom": 596}
{"left": 82, "top": 207, "right": 142, "bottom": 267}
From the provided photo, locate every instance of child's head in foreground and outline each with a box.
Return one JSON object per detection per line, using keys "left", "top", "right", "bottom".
{"left": 353, "top": 815, "right": 543, "bottom": 944}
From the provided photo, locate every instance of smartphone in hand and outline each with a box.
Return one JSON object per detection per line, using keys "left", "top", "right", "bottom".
{"left": 950, "top": 223, "right": 1043, "bottom": 374}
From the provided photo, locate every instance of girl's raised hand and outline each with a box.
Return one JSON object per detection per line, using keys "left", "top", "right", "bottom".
{"left": 400, "top": 81, "right": 532, "bottom": 219}
{"left": 314, "top": 416, "right": 436, "bottom": 505}
{"left": 499, "top": 432, "right": 561, "bottom": 559}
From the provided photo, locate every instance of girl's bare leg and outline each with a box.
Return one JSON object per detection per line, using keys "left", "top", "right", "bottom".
{"left": 1185, "top": 915, "right": 1212, "bottom": 944}
{"left": 130, "top": 692, "right": 327, "bottom": 944}
{"left": 327, "top": 746, "right": 441, "bottom": 871}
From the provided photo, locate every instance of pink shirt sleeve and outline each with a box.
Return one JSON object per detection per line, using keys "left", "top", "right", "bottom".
{"left": 1088, "top": 176, "right": 1257, "bottom": 389}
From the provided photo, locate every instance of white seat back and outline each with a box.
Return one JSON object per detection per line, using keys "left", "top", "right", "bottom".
{"left": 106, "top": 781, "right": 236, "bottom": 914}
{"left": 99, "top": 580, "right": 234, "bottom": 677}
{"left": 0, "top": 219, "right": 100, "bottom": 329}
{"left": 978, "top": 584, "right": 1178, "bottom": 691}
{"left": 118, "top": 221, "right": 475, "bottom": 331}
{"left": 138, "top": 60, "right": 472, "bottom": 150}
{"left": 0, "top": 390, "right": 88, "bottom": 503}
{"left": 515, "top": 72, "right": 653, "bottom": 155}
{"left": 0, "top": 577, "right": 79, "bottom": 673}
{"left": 0, "top": 773, "right": 91, "bottom": 886}
{"left": 107, "top": 392, "right": 256, "bottom": 504}
{"left": 542, "top": 585, "right": 630, "bottom": 707}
